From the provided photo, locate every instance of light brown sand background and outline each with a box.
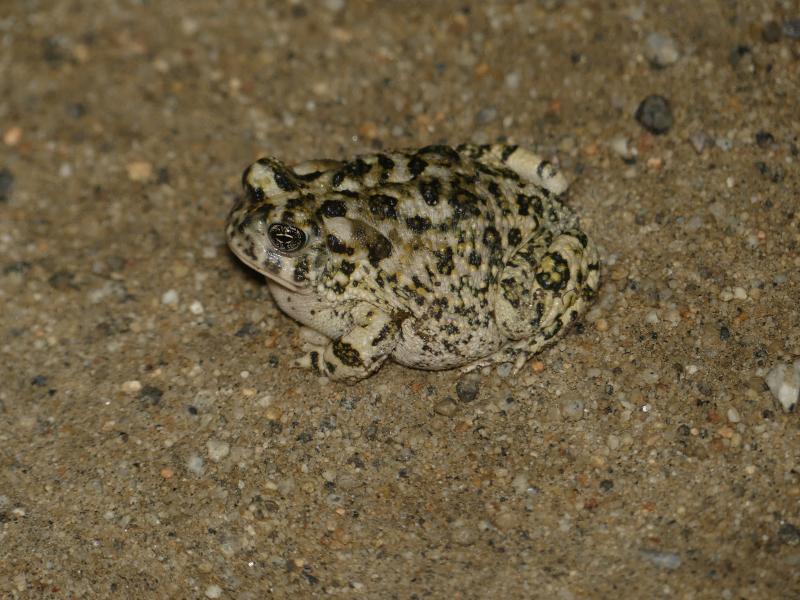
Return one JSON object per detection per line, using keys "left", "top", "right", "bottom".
{"left": 1, "top": 1, "right": 799, "bottom": 598}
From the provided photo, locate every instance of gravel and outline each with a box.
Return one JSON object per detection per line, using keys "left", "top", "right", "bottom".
{"left": 765, "top": 360, "right": 800, "bottom": 412}
{"left": 644, "top": 33, "right": 680, "bottom": 68}
{"left": 455, "top": 375, "right": 480, "bottom": 403}
{"left": 635, "top": 95, "right": 673, "bottom": 134}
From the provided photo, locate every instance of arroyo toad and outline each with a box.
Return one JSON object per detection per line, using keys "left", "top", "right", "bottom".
{"left": 226, "top": 144, "right": 600, "bottom": 382}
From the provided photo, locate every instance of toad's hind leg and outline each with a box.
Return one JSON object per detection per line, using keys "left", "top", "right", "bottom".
{"left": 491, "top": 228, "right": 600, "bottom": 370}
{"left": 457, "top": 143, "right": 568, "bottom": 195}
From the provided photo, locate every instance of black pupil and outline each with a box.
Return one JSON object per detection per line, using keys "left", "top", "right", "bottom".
{"left": 268, "top": 223, "right": 305, "bottom": 252}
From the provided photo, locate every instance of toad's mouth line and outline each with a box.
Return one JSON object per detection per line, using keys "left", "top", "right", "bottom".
{"left": 262, "top": 272, "right": 313, "bottom": 294}
{"left": 229, "top": 246, "right": 313, "bottom": 295}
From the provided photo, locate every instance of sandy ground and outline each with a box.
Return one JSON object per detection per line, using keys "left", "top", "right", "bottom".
{"left": 2, "top": 1, "right": 800, "bottom": 598}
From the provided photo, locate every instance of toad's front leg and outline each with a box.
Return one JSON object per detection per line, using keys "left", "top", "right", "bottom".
{"left": 297, "top": 303, "right": 399, "bottom": 382}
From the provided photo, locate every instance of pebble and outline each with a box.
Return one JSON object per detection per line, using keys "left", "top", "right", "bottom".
{"left": 0, "top": 168, "right": 14, "bottom": 202}
{"left": 496, "top": 362, "right": 513, "bottom": 378}
{"left": 765, "top": 360, "right": 800, "bottom": 412}
{"left": 187, "top": 454, "right": 204, "bottom": 476}
{"left": 511, "top": 473, "right": 530, "bottom": 495}
{"left": 610, "top": 136, "right": 637, "bottom": 162}
{"left": 779, "top": 522, "right": 800, "bottom": 545}
{"left": 784, "top": 19, "right": 800, "bottom": 39}
{"left": 475, "top": 106, "right": 498, "bottom": 125}
{"left": 205, "top": 585, "right": 222, "bottom": 598}
{"left": 639, "top": 548, "right": 682, "bottom": 570}
{"left": 3, "top": 126, "right": 22, "bottom": 146}
{"left": 494, "top": 511, "right": 518, "bottom": 530}
{"left": 127, "top": 160, "right": 154, "bottom": 182}
{"left": 727, "top": 408, "right": 740, "bottom": 423}
{"left": 455, "top": 375, "right": 480, "bottom": 403}
{"left": 559, "top": 395, "right": 585, "bottom": 421}
{"left": 189, "top": 300, "right": 204, "bottom": 315}
{"left": 121, "top": 380, "right": 142, "bottom": 394}
{"left": 689, "top": 131, "right": 711, "bottom": 154}
{"left": 161, "top": 289, "right": 179, "bottom": 305}
{"left": 449, "top": 519, "right": 477, "bottom": 545}
{"left": 434, "top": 398, "right": 458, "bottom": 417}
{"left": 207, "top": 439, "right": 231, "bottom": 462}
{"left": 635, "top": 95, "right": 673, "bottom": 135}
{"left": 644, "top": 33, "right": 680, "bottom": 67}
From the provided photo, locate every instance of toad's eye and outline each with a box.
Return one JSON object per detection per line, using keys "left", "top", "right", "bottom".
{"left": 267, "top": 222, "right": 306, "bottom": 253}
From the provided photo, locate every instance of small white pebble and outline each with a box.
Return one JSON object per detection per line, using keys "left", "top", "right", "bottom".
{"left": 189, "top": 300, "right": 204, "bottom": 315}
{"left": 205, "top": 585, "right": 222, "bottom": 599}
{"left": 733, "top": 286, "right": 747, "bottom": 300}
{"left": 719, "top": 289, "right": 734, "bottom": 302}
{"left": 765, "top": 360, "right": 800, "bottom": 412}
{"left": 121, "top": 380, "right": 142, "bottom": 393}
{"left": 727, "top": 408, "right": 741, "bottom": 423}
{"left": 607, "top": 434, "right": 620, "bottom": 450}
{"left": 59, "top": 163, "right": 73, "bottom": 178}
{"left": 645, "top": 311, "right": 660, "bottom": 324}
{"left": 187, "top": 454, "right": 204, "bottom": 476}
{"left": 559, "top": 395, "right": 585, "bottom": 421}
{"left": 685, "top": 365, "right": 699, "bottom": 375}
{"left": 511, "top": 473, "right": 530, "bottom": 495}
{"left": 161, "top": 289, "right": 179, "bottom": 305}
{"left": 127, "top": 160, "right": 153, "bottom": 182}
{"left": 207, "top": 439, "right": 230, "bottom": 462}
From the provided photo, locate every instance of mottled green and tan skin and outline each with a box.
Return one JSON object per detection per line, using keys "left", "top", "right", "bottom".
{"left": 226, "top": 144, "right": 599, "bottom": 382}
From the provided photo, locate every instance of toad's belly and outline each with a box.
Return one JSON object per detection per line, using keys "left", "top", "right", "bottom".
{"left": 392, "top": 316, "right": 504, "bottom": 370}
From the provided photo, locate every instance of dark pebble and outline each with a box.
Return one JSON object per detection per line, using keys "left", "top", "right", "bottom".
{"left": 635, "top": 95, "right": 673, "bottom": 135}
{"left": 762, "top": 21, "right": 783, "bottom": 43}
{"left": 784, "top": 19, "right": 800, "bottom": 39}
{"left": 677, "top": 424, "right": 691, "bottom": 436}
{"left": 719, "top": 325, "right": 731, "bottom": 341}
{"left": 0, "top": 168, "right": 14, "bottom": 202}
{"left": 755, "top": 161, "right": 785, "bottom": 183}
{"left": 138, "top": 385, "right": 163, "bottom": 406}
{"left": 4, "top": 261, "right": 30, "bottom": 275}
{"left": 48, "top": 270, "right": 76, "bottom": 290}
{"left": 455, "top": 375, "right": 480, "bottom": 403}
{"left": 729, "top": 45, "right": 751, "bottom": 67}
{"left": 778, "top": 522, "right": 800, "bottom": 545}
{"left": 755, "top": 130, "right": 775, "bottom": 148}
{"left": 67, "top": 103, "right": 87, "bottom": 118}
{"left": 599, "top": 479, "right": 614, "bottom": 492}
{"left": 235, "top": 322, "right": 257, "bottom": 337}
{"left": 31, "top": 375, "right": 48, "bottom": 386}
{"left": 42, "top": 37, "right": 66, "bottom": 66}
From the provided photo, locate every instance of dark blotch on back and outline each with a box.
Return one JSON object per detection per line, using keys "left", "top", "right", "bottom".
{"left": 368, "top": 194, "right": 398, "bottom": 220}
{"left": 508, "top": 227, "right": 522, "bottom": 247}
{"left": 406, "top": 215, "right": 432, "bottom": 233}
{"left": 377, "top": 154, "right": 395, "bottom": 170}
{"left": 320, "top": 199, "right": 347, "bottom": 218}
{"left": 482, "top": 226, "right": 501, "bottom": 251}
{"left": 433, "top": 246, "right": 454, "bottom": 275}
{"left": 418, "top": 145, "right": 461, "bottom": 164}
{"left": 419, "top": 178, "right": 441, "bottom": 206}
{"left": 448, "top": 188, "right": 483, "bottom": 223}
{"left": 332, "top": 158, "right": 372, "bottom": 187}
{"left": 408, "top": 155, "right": 428, "bottom": 177}
{"left": 273, "top": 169, "right": 297, "bottom": 191}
